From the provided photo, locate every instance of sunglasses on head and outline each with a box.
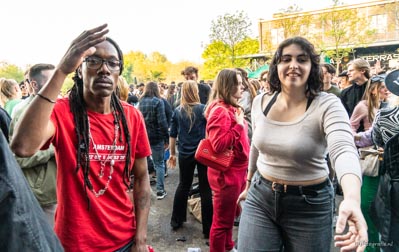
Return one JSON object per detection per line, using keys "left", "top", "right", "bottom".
{"left": 370, "top": 75, "right": 385, "bottom": 83}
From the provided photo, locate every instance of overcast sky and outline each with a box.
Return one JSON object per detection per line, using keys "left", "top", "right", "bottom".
{"left": 1, "top": 0, "right": 368, "bottom": 68}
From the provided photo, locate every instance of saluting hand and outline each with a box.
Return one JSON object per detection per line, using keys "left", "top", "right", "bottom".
{"left": 58, "top": 24, "right": 109, "bottom": 75}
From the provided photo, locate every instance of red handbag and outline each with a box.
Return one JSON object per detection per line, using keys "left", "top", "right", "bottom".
{"left": 195, "top": 138, "right": 234, "bottom": 172}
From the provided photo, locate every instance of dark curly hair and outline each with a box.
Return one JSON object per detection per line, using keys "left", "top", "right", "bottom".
{"left": 268, "top": 36, "right": 323, "bottom": 99}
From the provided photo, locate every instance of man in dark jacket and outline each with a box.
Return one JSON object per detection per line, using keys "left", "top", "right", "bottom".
{"left": 0, "top": 132, "right": 63, "bottom": 251}
{"left": 0, "top": 107, "right": 11, "bottom": 142}
{"left": 180, "top": 66, "right": 211, "bottom": 105}
{"left": 340, "top": 58, "right": 370, "bottom": 118}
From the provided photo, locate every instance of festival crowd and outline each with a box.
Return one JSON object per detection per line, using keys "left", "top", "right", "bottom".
{"left": 1, "top": 24, "right": 399, "bottom": 252}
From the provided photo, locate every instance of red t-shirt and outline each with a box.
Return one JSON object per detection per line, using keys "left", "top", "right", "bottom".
{"left": 49, "top": 98, "right": 151, "bottom": 252}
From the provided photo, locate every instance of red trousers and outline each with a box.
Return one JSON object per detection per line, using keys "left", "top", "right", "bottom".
{"left": 208, "top": 167, "right": 246, "bottom": 252}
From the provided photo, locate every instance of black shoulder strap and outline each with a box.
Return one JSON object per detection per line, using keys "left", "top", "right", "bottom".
{"left": 306, "top": 96, "right": 313, "bottom": 110}
{"left": 263, "top": 92, "right": 278, "bottom": 117}
{"left": 263, "top": 93, "right": 313, "bottom": 117}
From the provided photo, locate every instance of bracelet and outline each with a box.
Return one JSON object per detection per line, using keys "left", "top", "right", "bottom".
{"left": 37, "top": 93, "right": 56, "bottom": 104}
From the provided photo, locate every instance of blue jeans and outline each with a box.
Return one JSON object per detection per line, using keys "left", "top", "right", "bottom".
{"left": 151, "top": 141, "right": 165, "bottom": 192}
{"left": 238, "top": 171, "right": 333, "bottom": 252}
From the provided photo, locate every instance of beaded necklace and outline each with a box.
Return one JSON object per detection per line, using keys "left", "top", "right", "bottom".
{"left": 87, "top": 110, "right": 119, "bottom": 197}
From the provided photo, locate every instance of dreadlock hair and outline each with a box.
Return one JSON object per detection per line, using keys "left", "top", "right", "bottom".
{"left": 68, "top": 37, "right": 131, "bottom": 209}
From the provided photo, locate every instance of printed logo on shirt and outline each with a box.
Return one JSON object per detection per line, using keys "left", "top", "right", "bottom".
{"left": 89, "top": 144, "right": 126, "bottom": 162}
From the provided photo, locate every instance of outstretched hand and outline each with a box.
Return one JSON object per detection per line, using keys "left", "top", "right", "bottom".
{"left": 58, "top": 24, "right": 109, "bottom": 75}
{"left": 334, "top": 199, "right": 368, "bottom": 252}
{"left": 374, "top": 60, "right": 385, "bottom": 75}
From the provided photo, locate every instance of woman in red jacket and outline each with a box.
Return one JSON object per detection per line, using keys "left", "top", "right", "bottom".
{"left": 205, "top": 68, "right": 250, "bottom": 252}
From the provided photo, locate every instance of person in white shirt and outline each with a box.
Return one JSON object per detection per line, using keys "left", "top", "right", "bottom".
{"left": 237, "top": 36, "right": 368, "bottom": 252}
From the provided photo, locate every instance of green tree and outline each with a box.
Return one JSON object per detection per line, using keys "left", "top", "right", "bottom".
{"left": 384, "top": 0, "right": 399, "bottom": 54}
{"left": 201, "top": 37, "right": 259, "bottom": 80}
{"left": 149, "top": 70, "right": 164, "bottom": 82}
{"left": 0, "top": 62, "right": 24, "bottom": 82}
{"left": 60, "top": 74, "right": 74, "bottom": 96}
{"left": 203, "top": 11, "right": 258, "bottom": 79}
{"left": 235, "top": 37, "right": 260, "bottom": 63}
{"left": 148, "top": 52, "right": 168, "bottom": 82}
{"left": 274, "top": 5, "right": 313, "bottom": 38}
{"left": 122, "top": 64, "right": 134, "bottom": 84}
{"left": 125, "top": 51, "right": 200, "bottom": 84}
{"left": 278, "top": 3, "right": 303, "bottom": 13}
{"left": 259, "top": 4, "right": 309, "bottom": 54}
{"left": 124, "top": 51, "right": 150, "bottom": 83}
{"left": 201, "top": 41, "right": 231, "bottom": 79}
{"left": 317, "top": 0, "right": 376, "bottom": 72}
{"left": 209, "top": 11, "right": 252, "bottom": 66}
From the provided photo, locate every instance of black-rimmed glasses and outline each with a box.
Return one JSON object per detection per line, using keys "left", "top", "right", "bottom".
{"left": 83, "top": 56, "right": 121, "bottom": 72}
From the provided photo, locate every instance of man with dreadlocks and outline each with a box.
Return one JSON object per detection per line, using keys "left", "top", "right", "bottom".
{"left": 11, "top": 24, "right": 152, "bottom": 252}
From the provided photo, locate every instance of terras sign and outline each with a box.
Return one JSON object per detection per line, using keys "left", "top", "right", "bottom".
{"left": 360, "top": 54, "right": 399, "bottom": 61}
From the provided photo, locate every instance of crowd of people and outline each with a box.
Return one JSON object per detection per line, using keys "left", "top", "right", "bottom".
{"left": 1, "top": 24, "right": 399, "bottom": 252}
